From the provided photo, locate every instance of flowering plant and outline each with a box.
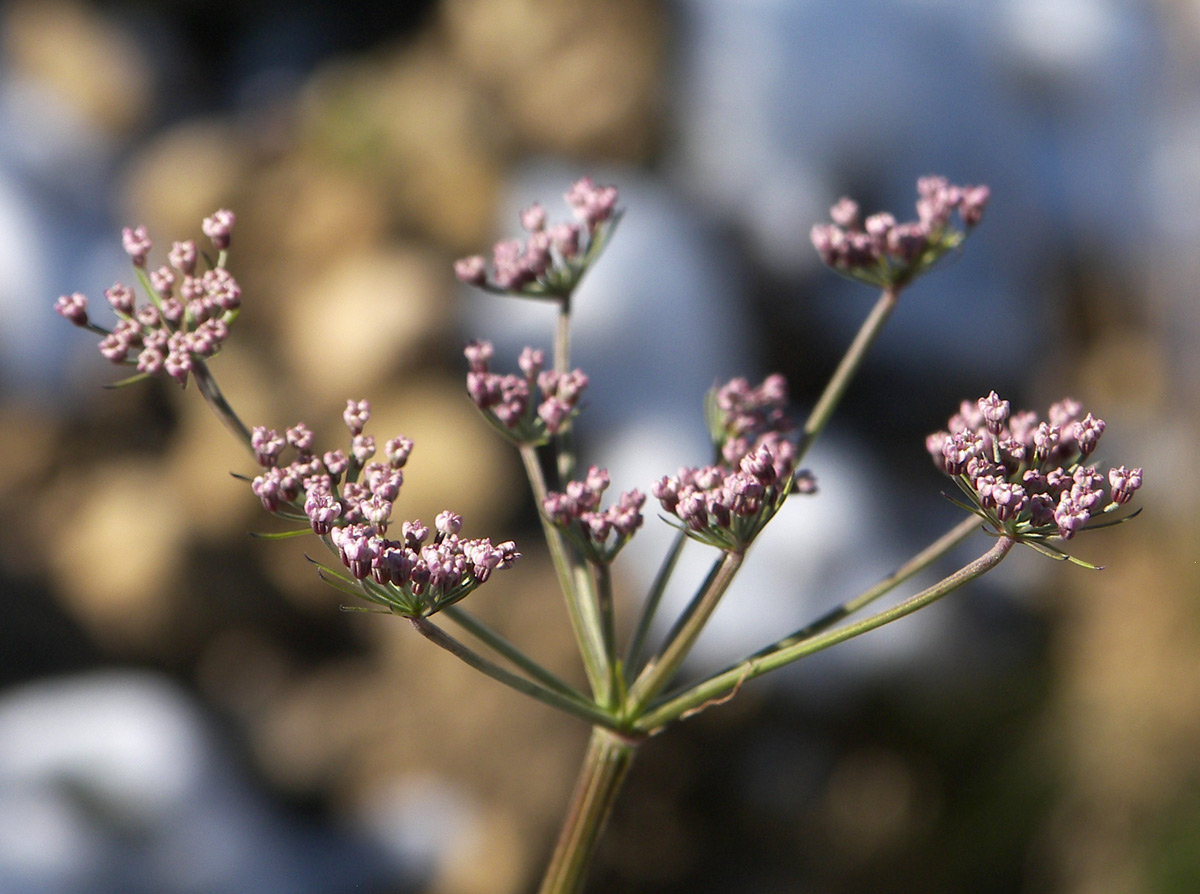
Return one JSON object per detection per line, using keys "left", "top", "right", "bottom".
{"left": 57, "top": 175, "right": 1142, "bottom": 892}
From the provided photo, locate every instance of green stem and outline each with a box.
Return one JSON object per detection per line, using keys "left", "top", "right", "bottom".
{"left": 408, "top": 617, "right": 618, "bottom": 730}
{"left": 594, "top": 562, "right": 620, "bottom": 708}
{"left": 626, "top": 551, "right": 743, "bottom": 715}
{"left": 442, "top": 605, "right": 588, "bottom": 702}
{"left": 797, "top": 286, "right": 899, "bottom": 463}
{"left": 190, "top": 358, "right": 253, "bottom": 454}
{"left": 624, "top": 529, "right": 687, "bottom": 675}
{"left": 634, "top": 535, "right": 1016, "bottom": 733}
{"left": 538, "top": 726, "right": 638, "bottom": 894}
{"left": 554, "top": 300, "right": 577, "bottom": 483}
{"left": 520, "top": 444, "right": 609, "bottom": 699}
{"left": 766, "top": 514, "right": 981, "bottom": 650}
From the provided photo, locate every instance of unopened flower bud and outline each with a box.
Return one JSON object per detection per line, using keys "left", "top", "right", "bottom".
{"left": 122, "top": 226, "right": 152, "bottom": 267}
{"left": 343, "top": 399, "right": 371, "bottom": 435}
{"left": 829, "top": 197, "right": 860, "bottom": 229}
{"left": 454, "top": 255, "right": 487, "bottom": 285}
{"left": 54, "top": 293, "right": 89, "bottom": 326}
{"left": 202, "top": 209, "right": 235, "bottom": 250}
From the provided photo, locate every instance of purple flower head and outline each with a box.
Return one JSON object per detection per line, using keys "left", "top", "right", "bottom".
{"left": 548, "top": 222, "right": 580, "bottom": 259}
{"left": 57, "top": 211, "right": 248, "bottom": 388}
{"left": 959, "top": 185, "right": 991, "bottom": 226}
{"left": 1108, "top": 466, "right": 1143, "bottom": 505}
{"left": 251, "top": 426, "right": 286, "bottom": 468}
{"left": 829, "top": 197, "right": 860, "bottom": 229}
{"left": 1073, "top": 413, "right": 1106, "bottom": 458}
{"left": 518, "top": 346, "right": 545, "bottom": 379}
{"left": 122, "top": 225, "right": 152, "bottom": 267}
{"left": 351, "top": 434, "right": 376, "bottom": 464}
{"left": 463, "top": 339, "right": 494, "bottom": 373}
{"left": 105, "top": 283, "right": 136, "bottom": 316}
{"left": 929, "top": 393, "right": 1142, "bottom": 552}
{"left": 466, "top": 344, "right": 588, "bottom": 445}
{"left": 708, "top": 374, "right": 793, "bottom": 467}
{"left": 455, "top": 179, "right": 620, "bottom": 298}
{"left": 544, "top": 467, "right": 642, "bottom": 562}
{"left": 287, "top": 423, "right": 315, "bottom": 453}
{"left": 169, "top": 240, "right": 198, "bottom": 275}
{"left": 54, "top": 293, "right": 89, "bottom": 326}
{"left": 343, "top": 399, "right": 371, "bottom": 436}
{"left": 520, "top": 202, "right": 547, "bottom": 232}
{"left": 978, "top": 391, "right": 1010, "bottom": 435}
{"left": 812, "top": 176, "right": 989, "bottom": 289}
{"left": 435, "top": 510, "right": 463, "bottom": 538}
{"left": 454, "top": 255, "right": 488, "bottom": 286}
{"left": 202, "top": 209, "right": 235, "bottom": 251}
{"left": 149, "top": 266, "right": 176, "bottom": 299}
{"left": 202, "top": 268, "right": 241, "bottom": 311}
{"left": 385, "top": 436, "right": 414, "bottom": 468}
{"left": 654, "top": 440, "right": 798, "bottom": 553}
{"left": 565, "top": 176, "right": 618, "bottom": 230}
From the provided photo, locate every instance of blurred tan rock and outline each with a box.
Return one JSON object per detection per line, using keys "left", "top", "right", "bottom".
{"left": 37, "top": 458, "right": 187, "bottom": 650}
{"left": 3, "top": 0, "right": 153, "bottom": 135}
{"left": 120, "top": 119, "right": 253, "bottom": 240}
{"left": 299, "top": 40, "right": 505, "bottom": 251}
{"left": 442, "top": 0, "right": 664, "bottom": 159}
{"left": 277, "top": 247, "right": 450, "bottom": 401}
{"left": 242, "top": 157, "right": 390, "bottom": 289}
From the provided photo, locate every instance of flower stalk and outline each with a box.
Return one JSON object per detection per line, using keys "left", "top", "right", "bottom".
{"left": 538, "top": 727, "right": 638, "bottom": 894}
{"left": 634, "top": 534, "right": 1017, "bottom": 734}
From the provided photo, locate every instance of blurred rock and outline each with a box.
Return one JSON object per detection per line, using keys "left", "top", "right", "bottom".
{"left": 298, "top": 39, "right": 505, "bottom": 251}
{"left": 119, "top": 119, "right": 253, "bottom": 240}
{"left": 3, "top": 0, "right": 153, "bottom": 137}
{"left": 0, "top": 671, "right": 406, "bottom": 893}
{"left": 442, "top": 0, "right": 665, "bottom": 160}
{"left": 277, "top": 247, "right": 450, "bottom": 401}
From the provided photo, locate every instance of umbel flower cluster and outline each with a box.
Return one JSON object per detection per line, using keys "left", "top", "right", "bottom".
{"left": 927, "top": 392, "right": 1143, "bottom": 562}
{"left": 543, "top": 467, "right": 646, "bottom": 564}
{"left": 454, "top": 176, "right": 620, "bottom": 299}
{"left": 810, "top": 176, "right": 990, "bottom": 289}
{"left": 652, "top": 375, "right": 813, "bottom": 552}
{"left": 54, "top": 211, "right": 241, "bottom": 386}
{"left": 464, "top": 340, "right": 588, "bottom": 444}
{"left": 249, "top": 399, "right": 519, "bottom": 617}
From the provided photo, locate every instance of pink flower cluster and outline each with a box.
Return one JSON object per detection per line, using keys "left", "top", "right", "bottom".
{"left": 249, "top": 399, "right": 517, "bottom": 615}
{"left": 54, "top": 211, "right": 241, "bottom": 386}
{"left": 454, "top": 176, "right": 619, "bottom": 295}
{"left": 652, "top": 440, "right": 799, "bottom": 553}
{"left": 810, "top": 176, "right": 989, "bottom": 289}
{"left": 927, "top": 392, "right": 1143, "bottom": 541}
{"left": 464, "top": 340, "right": 588, "bottom": 443}
{"left": 543, "top": 466, "right": 646, "bottom": 563}
{"left": 329, "top": 516, "right": 519, "bottom": 617}
{"left": 707, "top": 374, "right": 791, "bottom": 466}
{"left": 650, "top": 374, "right": 810, "bottom": 552}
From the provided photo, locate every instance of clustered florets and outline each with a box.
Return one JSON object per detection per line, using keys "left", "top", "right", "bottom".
{"left": 250, "top": 399, "right": 518, "bottom": 616}
{"left": 53, "top": 211, "right": 241, "bottom": 386}
{"left": 810, "top": 176, "right": 990, "bottom": 289}
{"left": 651, "top": 374, "right": 812, "bottom": 552}
{"left": 464, "top": 340, "right": 588, "bottom": 444}
{"left": 652, "top": 441, "right": 800, "bottom": 553}
{"left": 706, "top": 374, "right": 791, "bottom": 467}
{"left": 454, "top": 176, "right": 619, "bottom": 296}
{"left": 543, "top": 466, "right": 646, "bottom": 563}
{"left": 927, "top": 391, "right": 1143, "bottom": 545}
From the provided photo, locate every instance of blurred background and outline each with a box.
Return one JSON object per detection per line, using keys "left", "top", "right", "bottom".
{"left": 1, "top": 0, "right": 1197, "bottom": 891}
